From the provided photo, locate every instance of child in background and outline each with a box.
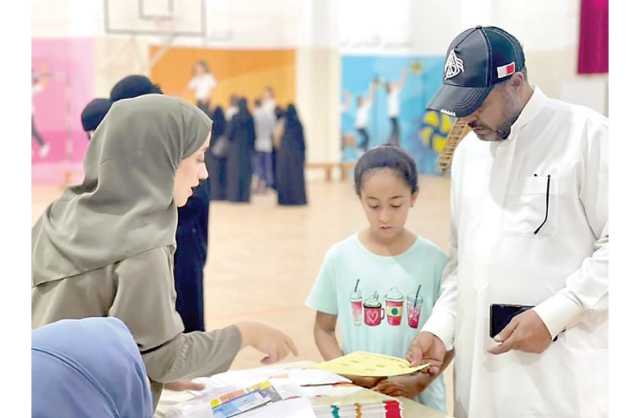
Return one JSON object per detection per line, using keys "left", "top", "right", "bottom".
{"left": 306, "top": 145, "right": 452, "bottom": 413}
{"left": 187, "top": 60, "right": 217, "bottom": 113}
{"left": 354, "top": 79, "right": 376, "bottom": 151}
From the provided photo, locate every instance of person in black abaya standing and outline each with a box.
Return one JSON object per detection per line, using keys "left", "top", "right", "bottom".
{"left": 207, "top": 106, "right": 228, "bottom": 201}
{"left": 173, "top": 180, "right": 209, "bottom": 332}
{"left": 225, "top": 98, "right": 255, "bottom": 203}
{"left": 271, "top": 106, "right": 285, "bottom": 192}
{"left": 276, "top": 104, "right": 307, "bottom": 206}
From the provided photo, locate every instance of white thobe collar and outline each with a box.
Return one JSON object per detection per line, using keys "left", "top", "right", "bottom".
{"left": 508, "top": 86, "right": 548, "bottom": 136}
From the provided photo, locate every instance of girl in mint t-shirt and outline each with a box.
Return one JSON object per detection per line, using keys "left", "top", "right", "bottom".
{"left": 306, "top": 145, "right": 453, "bottom": 413}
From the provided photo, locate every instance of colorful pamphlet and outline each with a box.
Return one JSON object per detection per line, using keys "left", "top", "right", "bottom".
{"left": 210, "top": 380, "right": 282, "bottom": 418}
{"left": 211, "top": 391, "right": 270, "bottom": 418}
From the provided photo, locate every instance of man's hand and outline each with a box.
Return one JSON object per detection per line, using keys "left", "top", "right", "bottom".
{"left": 405, "top": 332, "right": 446, "bottom": 375}
{"left": 488, "top": 309, "right": 552, "bottom": 355}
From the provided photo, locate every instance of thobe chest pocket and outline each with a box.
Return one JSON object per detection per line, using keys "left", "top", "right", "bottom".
{"left": 503, "top": 173, "right": 558, "bottom": 237}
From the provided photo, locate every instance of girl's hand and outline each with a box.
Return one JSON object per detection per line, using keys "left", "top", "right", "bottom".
{"left": 236, "top": 322, "right": 299, "bottom": 364}
{"left": 372, "top": 373, "right": 432, "bottom": 399}
{"left": 344, "top": 375, "right": 384, "bottom": 389}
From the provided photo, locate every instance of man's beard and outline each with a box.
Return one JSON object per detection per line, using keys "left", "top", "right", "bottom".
{"left": 470, "top": 109, "right": 521, "bottom": 141}
{"left": 495, "top": 121, "right": 513, "bottom": 140}
{"left": 468, "top": 121, "right": 503, "bottom": 141}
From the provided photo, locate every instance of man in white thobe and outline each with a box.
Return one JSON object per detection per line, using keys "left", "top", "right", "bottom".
{"left": 407, "top": 26, "right": 608, "bottom": 418}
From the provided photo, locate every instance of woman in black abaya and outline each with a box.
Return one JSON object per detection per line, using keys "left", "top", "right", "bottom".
{"left": 276, "top": 104, "right": 307, "bottom": 206}
{"left": 207, "top": 106, "right": 228, "bottom": 201}
{"left": 225, "top": 98, "right": 255, "bottom": 203}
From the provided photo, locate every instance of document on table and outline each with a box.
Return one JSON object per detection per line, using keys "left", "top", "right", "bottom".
{"left": 288, "top": 368, "right": 352, "bottom": 386}
{"left": 239, "top": 398, "right": 316, "bottom": 418}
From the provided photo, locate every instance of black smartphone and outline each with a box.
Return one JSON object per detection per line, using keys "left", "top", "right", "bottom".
{"left": 489, "top": 304, "right": 533, "bottom": 338}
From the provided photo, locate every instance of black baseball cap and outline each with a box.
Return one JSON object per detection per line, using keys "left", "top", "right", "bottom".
{"left": 427, "top": 26, "right": 525, "bottom": 118}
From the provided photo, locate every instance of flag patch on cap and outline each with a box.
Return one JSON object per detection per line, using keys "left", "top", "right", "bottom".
{"left": 497, "top": 62, "right": 516, "bottom": 78}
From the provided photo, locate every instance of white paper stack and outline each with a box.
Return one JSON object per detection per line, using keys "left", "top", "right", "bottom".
{"left": 156, "top": 366, "right": 353, "bottom": 418}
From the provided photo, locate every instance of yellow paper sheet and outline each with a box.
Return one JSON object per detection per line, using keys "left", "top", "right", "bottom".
{"left": 314, "top": 351, "right": 430, "bottom": 377}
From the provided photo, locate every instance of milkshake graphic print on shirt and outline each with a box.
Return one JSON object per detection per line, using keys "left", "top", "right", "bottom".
{"left": 351, "top": 284, "right": 424, "bottom": 329}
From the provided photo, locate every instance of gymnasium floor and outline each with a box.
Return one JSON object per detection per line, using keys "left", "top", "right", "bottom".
{"left": 31, "top": 176, "right": 454, "bottom": 411}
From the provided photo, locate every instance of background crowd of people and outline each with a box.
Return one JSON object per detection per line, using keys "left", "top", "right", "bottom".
{"left": 185, "top": 61, "right": 308, "bottom": 206}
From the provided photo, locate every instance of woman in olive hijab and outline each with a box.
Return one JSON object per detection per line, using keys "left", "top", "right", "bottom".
{"left": 81, "top": 75, "right": 210, "bottom": 333}
{"left": 32, "top": 95, "right": 298, "bottom": 408}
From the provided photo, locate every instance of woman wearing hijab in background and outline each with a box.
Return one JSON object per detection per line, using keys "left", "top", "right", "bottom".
{"left": 225, "top": 97, "right": 256, "bottom": 202}
{"left": 80, "top": 97, "right": 112, "bottom": 138}
{"left": 110, "top": 74, "right": 163, "bottom": 101}
{"left": 32, "top": 317, "right": 153, "bottom": 418}
{"left": 32, "top": 95, "right": 298, "bottom": 409}
{"left": 207, "top": 105, "right": 228, "bottom": 201}
{"left": 80, "top": 74, "right": 163, "bottom": 137}
{"left": 275, "top": 104, "right": 307, "bottom": 206}
{"left": 81, "top": 75, "right": 211, "bottom": 334}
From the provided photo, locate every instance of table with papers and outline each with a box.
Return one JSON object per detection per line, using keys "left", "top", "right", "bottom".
{"left": 155, "top": 361, "right": 453, "bottom": 418}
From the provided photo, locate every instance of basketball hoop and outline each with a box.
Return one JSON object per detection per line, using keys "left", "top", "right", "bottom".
{"left": 100, "top": 0, "right": 208, "bottom": 78}
{"left": 104, "top": 0, "right": 206, "bottom": 38}
{"left": 151, "top": 15, "right": 177, "bottom": 39}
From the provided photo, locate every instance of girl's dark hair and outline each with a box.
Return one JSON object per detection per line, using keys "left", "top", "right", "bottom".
{"left": 354, "top": 144, "right": 419, "bottom": 196}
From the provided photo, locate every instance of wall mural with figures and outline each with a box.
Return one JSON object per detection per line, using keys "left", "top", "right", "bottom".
{"left": 32, "top": 38, "right": 95, "bottom": 185}
{"left": 340, "top": 55, "right": 454, "bottom": 175}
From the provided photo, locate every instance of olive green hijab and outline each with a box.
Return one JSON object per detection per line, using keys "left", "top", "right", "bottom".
{"left": 32, "top": 94, "right": 212, "bottom": 285}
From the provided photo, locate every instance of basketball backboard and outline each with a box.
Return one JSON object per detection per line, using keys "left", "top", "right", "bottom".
{"left": 104, "top": 0, "right": 206, "bottom": 37}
